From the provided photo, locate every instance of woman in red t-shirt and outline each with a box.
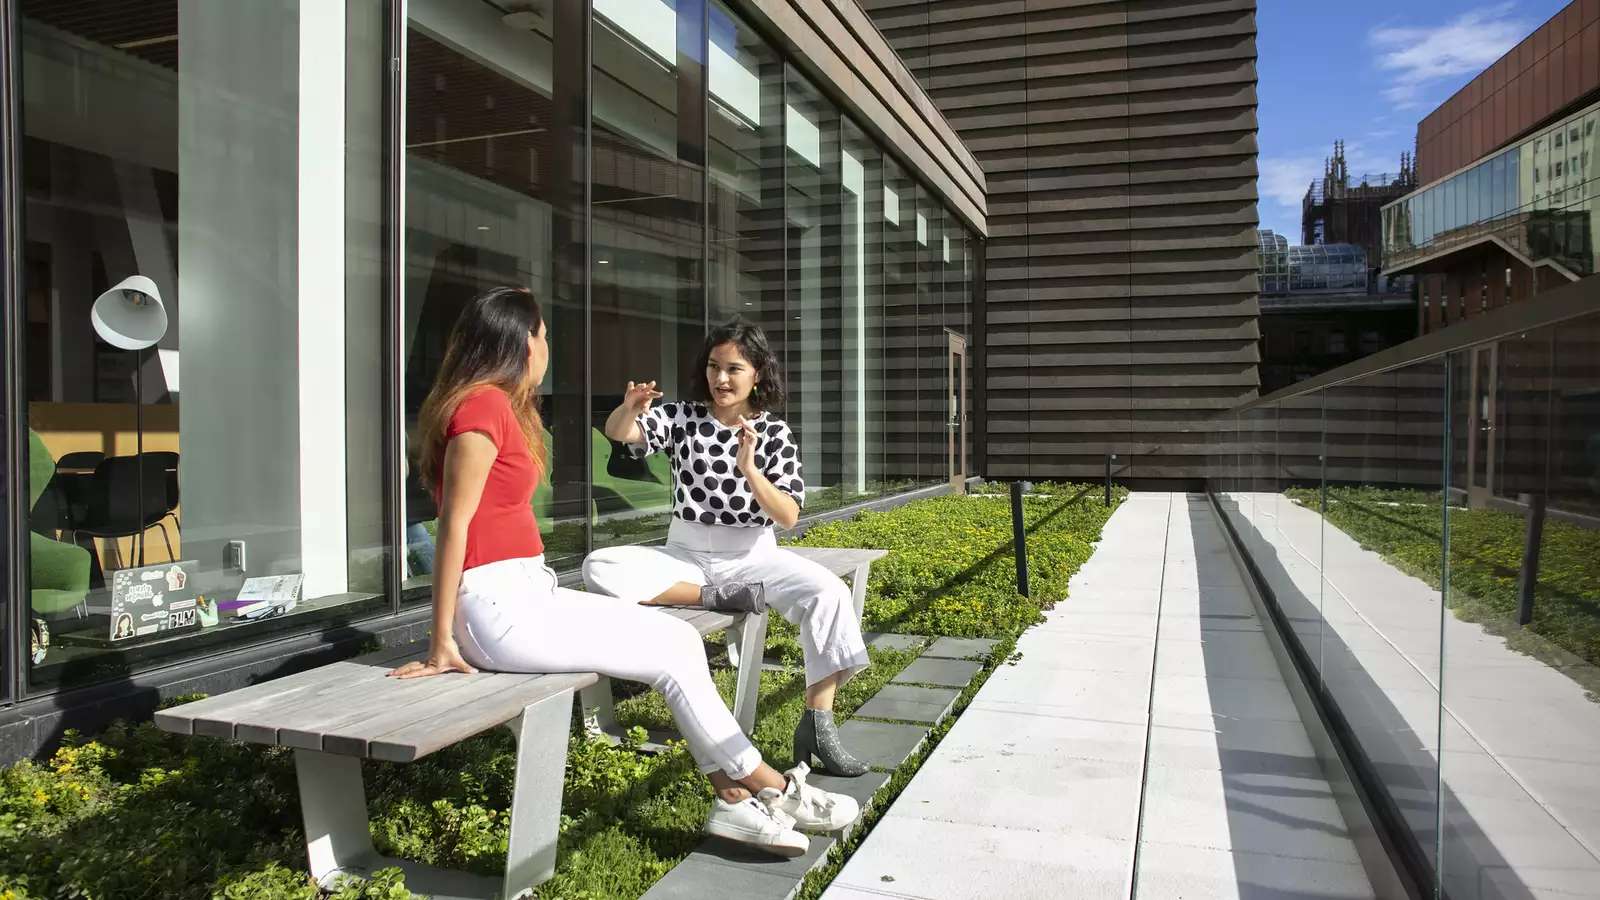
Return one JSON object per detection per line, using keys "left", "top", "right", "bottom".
{"left": 387, "top": 286, "right": 857, "bottom": 857}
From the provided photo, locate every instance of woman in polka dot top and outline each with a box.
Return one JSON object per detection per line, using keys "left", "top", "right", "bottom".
{"left": 584, "top": 319, "right": 873, "bottom": 777}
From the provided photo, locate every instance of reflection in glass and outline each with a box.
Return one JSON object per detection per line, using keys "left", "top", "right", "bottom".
{"left": 1439, "top": 325, "right": 1600, "bottom": 899}
{"left": 405, "top": 0, "right": 588, "bottom": 572}
{"left": 590, "top": 0, "right": 707, "bottom": 549}
{"left": 783, "top": 66, "right": 844, "bottom": 513}
{"left": 883, "top": 159, "right": 918, "bottom": 488}
{"left": 20, "top": 0, "right": 391, "bottom": 692}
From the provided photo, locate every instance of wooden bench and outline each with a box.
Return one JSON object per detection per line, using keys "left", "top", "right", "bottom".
{"left": 155, "top": 645, "right": 593, "bottom": 899}
{"left": 154, "top": 546, "right": 888, "bottom": 898}
{"left": 581, "top": 546, "right": 889, "bottom": 745}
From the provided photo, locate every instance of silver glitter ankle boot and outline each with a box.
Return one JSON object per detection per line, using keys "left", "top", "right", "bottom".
{"left": 700, "top": 581, "right": 767, "bottom": 614}
{"left": 793, "top": 708, "right": 870, "bottom": 776}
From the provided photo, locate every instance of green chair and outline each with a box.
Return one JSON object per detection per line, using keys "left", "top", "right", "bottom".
{"left": 27, "top": 430, "right": 94, "bottom": 663}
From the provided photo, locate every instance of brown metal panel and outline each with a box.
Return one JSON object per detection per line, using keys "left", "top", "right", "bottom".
{"left": 1563, "top": 33, "right": 1585, "bottom": 101}
{"left": 1585, "top": 23, "right": 1600, "bottom": 93}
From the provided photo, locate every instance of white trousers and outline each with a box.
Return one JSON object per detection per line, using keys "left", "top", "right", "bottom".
{"left": 455, "top": 555, "right": 763, "bottom": 780}
{"left": 582, "top": 520, "right": 870, "bottom": 688}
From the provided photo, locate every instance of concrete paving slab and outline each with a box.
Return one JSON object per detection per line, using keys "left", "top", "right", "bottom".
{"left": 890, "top": 657, "right": 982, "bottom": 688}
{"left": 1134, "top": 843, "right": 1374, "bottom": 900}
{"left": 827, "top": 817, "right": 1132, "bottom": 900}
{"left": 921, "top": 636, "right": 997, "bottom": 660}
{"left": 1033, "top": 611, "right": 1160, "bottom": 639}
{"left": 973, "top": 664, "right": 1153, "bottom": 723}
{"left": 864, "top": 633, "right": 926, "bottom": 653}
{"left": 641, "top": 853, "right": 802, "bottom": 900}
{"left": 689, "top": 833, "right": 837, "bottom": 882}
{"left": 853, "top": 685, "right": 960, "bottom": 724}
{"left": 1152, "top": 631, "right": 1278, "bottom": 679}
{"left": 1009, "top": 632, "right": 1155, "bottom": 674}
{"left": 809, "top": 770, "right": 891, "bottom": 814}
{"left": 934, "top": 704, "right": 1149, "bottom": 766}
{"left": 1139, "top": 765, "right": 1361, "bottom": 863}
{"left": 1060, "top": 588, "right": 1164, "bottom": 614}
{"left": 835, "top": 720, "right": 928, "bottom": 771}
{"left": 1150, "top": 673, "right": 1303, "bottom": 724}
{"left": 892, "top": 751, "right": 1143, "bottom": 840}
{"left": 1146, "top": 718, "right": 1319, "bottom": 774}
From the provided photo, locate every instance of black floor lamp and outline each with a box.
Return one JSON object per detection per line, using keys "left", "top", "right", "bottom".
{"left": 90, "top": 275, "right": 168, "bottom": 567}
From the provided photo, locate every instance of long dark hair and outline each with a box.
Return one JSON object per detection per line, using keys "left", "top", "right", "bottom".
{"left": 416, "top": 286, "right": 546, "bottom": 495}
{"left": 691, "top": 318, "right": 785, "bottom": 412}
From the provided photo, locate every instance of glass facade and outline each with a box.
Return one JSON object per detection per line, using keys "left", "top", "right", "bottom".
{"left": 1383, "top": 99, "right": 1599, "bottom": 278}
{"left": 1211, "top": 302, "right": 1600, "bottom": 897}
{"left": 7, "top": 0, "right": 975, "bottom": 698}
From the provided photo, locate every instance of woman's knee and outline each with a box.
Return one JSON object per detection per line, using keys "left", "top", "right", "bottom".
{"left": 581, "top": 547, "right": 627, "bottom": 593}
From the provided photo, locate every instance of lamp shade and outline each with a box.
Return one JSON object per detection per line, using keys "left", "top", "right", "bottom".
{"left": 91, "top": 275, "right": 167, "bottom": 350}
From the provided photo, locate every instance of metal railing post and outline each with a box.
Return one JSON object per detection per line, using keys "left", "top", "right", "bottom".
{"left": 1010, "top": 480, "right": 1029, "bottom": 598}
{"left": 1105, "top": 453, "right": 1115, "bottom": 506}
{"left": 1516, "top": 493, "right": 1546, "bottom": 626}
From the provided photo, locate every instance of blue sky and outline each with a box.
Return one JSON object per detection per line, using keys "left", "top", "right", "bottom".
{"left": 1256, "top": 1, "right": 1571, "bottom": 239}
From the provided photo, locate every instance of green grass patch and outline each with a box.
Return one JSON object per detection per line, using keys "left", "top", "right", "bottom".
{"left": 1286, "top": 486, "right": 1600, "bottom": 696}
{"left": 0, "top": 483, "right": 1124, "bottom": 898}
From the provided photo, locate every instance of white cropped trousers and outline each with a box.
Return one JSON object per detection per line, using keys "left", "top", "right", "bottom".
{"left": 454, "top": 555, "right": 763, "bottom": 779}
{"left": 582, "top": 520, "right": 870, "bottom": 688}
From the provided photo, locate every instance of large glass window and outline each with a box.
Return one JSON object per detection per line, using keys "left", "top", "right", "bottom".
{"left": 589, "top": 0, "right": 708, "bottom": 549}
{"left": 841, "top": 119, "right": 884, "bottom": 505}
{"left": 403, "top": 0, "right": 589, "bottom": 576}
{"left": 707, "top": 1, "right": 783, "bottom": 331}
{"left": 18, "top": 0, "right": 392, "bottom": 691}
{"left": 783, "top": 66, "right": 844, "bottom": 513}
{"left": 883, "top": 158, "right": 918, "bottom": 488}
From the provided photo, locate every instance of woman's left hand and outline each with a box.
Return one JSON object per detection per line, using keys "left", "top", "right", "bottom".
{"left": 735, "top": 416, "right": 760, "bottom": 474}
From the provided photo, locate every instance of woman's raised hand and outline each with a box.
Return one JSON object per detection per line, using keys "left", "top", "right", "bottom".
{"left": 625, "top": 380, "right": 664, "bottom": 414}
{"left": 735, "top": 416, "right": 760, "bottom": 474}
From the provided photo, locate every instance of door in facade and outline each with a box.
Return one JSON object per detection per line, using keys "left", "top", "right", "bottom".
{"left": 947, "top": 332, "right": 968, "bottom": 490}
{"left": 1466, "top": 343, "right": 1498, "bottom": 507}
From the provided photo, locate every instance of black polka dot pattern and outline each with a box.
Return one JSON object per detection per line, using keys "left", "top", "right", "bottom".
{"left": 627, "top": 401, "right": 806, "bottom": 527}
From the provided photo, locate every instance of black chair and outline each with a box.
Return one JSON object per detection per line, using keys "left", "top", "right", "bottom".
{"left": 53, "top": 451, "right": 106, "bottom": 533}
{"left": 70, "top": 455, "right": 178, "bottom": 569}
{"left": 144, "top": 451, "right": 180, "bottom": 531}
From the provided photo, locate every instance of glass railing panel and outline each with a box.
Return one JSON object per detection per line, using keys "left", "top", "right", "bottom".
{"left": 1317, "top": 359, "right": 1448, "bottom": 874}
{"left": 1439, "top": 317, "right": 1600, "bottom": 899}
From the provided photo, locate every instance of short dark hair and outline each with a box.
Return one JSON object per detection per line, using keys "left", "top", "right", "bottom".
{"left": 691, "top": 318, "right": 785, "bottom": 412}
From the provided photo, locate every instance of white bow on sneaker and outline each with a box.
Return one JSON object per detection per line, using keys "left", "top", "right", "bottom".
{"left": 766, "top": 762, "right": 861, "bottom": 832}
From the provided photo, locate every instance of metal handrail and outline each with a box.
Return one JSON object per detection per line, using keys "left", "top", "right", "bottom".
{"left": 1224, "top": 273, "right": 1599, "bottom": 416}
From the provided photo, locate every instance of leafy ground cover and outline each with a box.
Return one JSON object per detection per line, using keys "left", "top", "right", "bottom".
{"left": 1, "top": 483, "right": 1123, "bottom": 898}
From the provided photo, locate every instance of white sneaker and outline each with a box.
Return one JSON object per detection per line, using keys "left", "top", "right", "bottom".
{"left": 764, "top": 762, "right": 861, "bottom": 833}
{"left": 704, "top": 794, "right": 810, "bottom": 858}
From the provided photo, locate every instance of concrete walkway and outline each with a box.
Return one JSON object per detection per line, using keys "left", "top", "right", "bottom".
{"left": 822, "top": 493, "right": 1375, "bottom": 900}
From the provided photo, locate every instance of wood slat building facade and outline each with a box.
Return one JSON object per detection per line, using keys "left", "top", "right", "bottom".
{"left": 863, "top": 0, "right": 1262, "bottom": 483}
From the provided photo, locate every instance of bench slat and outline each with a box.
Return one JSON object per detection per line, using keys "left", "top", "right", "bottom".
{"left": 271, "top": 671, "right": 507, "bottom": 750}
{"left": 365, "top": 672, "right": 599, "bottom": 763}
{"left": 787, "top": 546, "right": 888, "bottom": 574}
{"left": 155, "top": 645, "right": 420, "bottom": 738}
{"left": 314, "top": 670, "right": 554, "bottom": 757}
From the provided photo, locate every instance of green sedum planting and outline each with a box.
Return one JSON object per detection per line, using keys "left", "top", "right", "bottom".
{"left": 0, "top": 483, "right": 1123, "bottom": 899}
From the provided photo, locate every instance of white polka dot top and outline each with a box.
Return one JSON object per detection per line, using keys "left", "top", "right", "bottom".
{"left": 629, "top": 402, "right": 806, "bottom": 527}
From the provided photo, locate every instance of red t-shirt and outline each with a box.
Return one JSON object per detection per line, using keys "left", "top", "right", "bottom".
{"left": 443, "top": 387, "right": 544, "bottom": 570}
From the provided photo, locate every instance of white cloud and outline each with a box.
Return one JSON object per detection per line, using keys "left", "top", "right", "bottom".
{"left": 1370, "top": 4, "right": 1528, "bottom": 109}
{"left": 1258, "top": 141, "right": 1404, "bottom": 238}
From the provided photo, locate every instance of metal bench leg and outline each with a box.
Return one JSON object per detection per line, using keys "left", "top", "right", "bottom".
{"left": 295, "top": 749, "right": 379, "bottom": 888}
{"left": 578, "top": 677, "right": 619, "bottom": 739}
{"left": 849, "top": 563, "right": 871, "bottom": 621}
{"left": 502, "top": 688, "right": 576, "bottom": 900}
{"left": 732, "top": 610, "right": 768, "bottom": 735}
